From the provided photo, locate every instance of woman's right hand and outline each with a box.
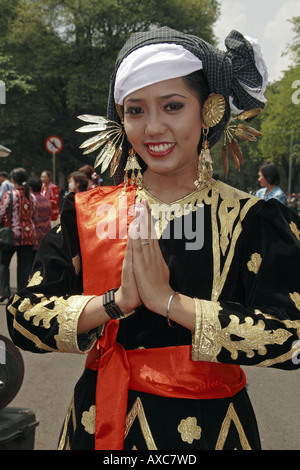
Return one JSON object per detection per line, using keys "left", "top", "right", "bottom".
{"left": 115, "top": 236, "right": 142, "bottom": 313}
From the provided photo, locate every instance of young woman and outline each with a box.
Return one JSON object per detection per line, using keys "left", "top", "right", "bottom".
{"left": 256, "top": 162, "right": 286, "bottom": 204}
{"left": 40, "top": 170, "right": 60, "bottom": 224}
{"left": 6, "top": 27, "right": 300, "bottom": 450}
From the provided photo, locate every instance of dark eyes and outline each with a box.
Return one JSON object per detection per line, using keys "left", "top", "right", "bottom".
{"left": 124, "top": 102, "right": 184, "bottom": 115}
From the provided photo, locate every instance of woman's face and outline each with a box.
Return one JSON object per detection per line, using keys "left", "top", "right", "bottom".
{"left": 258, "top": 170, "right": 268, "bottom": 188}
{"left": 41, "top": 172, "right": 50, "bottom": 186}
{"left": 123, "top": 77, "right": 204, "bottom": 179}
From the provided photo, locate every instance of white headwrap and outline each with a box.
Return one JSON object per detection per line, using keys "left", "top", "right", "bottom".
{"left": 114, "top": 43, "right": 203, "bottom": 105}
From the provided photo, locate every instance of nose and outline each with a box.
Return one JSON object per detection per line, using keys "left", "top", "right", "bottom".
{"left": 144, "top": 110, "right": 167, "bottom": 137}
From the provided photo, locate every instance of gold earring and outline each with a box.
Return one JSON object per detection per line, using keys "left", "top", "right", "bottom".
{"left": 194, "top": 128, "right": 213, "bottom": 189}
{"left": 124, "top": 148, "right": 143, "bottom": 187}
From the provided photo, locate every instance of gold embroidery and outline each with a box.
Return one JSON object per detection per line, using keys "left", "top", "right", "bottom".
{"left": 215, "top": 403, "right": 251, "bottom": 450}
{"left": 125, "top": 397, "right": 157, "bottom": 450}
{"left": 192, "top": 299, "right": 222, "bottom": 362}
{"left": 136, "top": 185, "right": 206, "bottom": 239}
{"left": 58, "top": 394, "right": 76, "bottom": 450}
{"left": 219, "top": 198, "right": 240, "bottom": 256}
{"left": 210, "top": 181, "right": 259, "bottom": 301}
{"left": 192, "top": 300, "right": 293, "bottom": 364}
{"left": 56, "top": 225, "right": 61, "bottom": 233}
{"left": 27, "top": 271, "right": 43, "bottom": 287}
{"left": 81, "top": 405, "right": 96, "bottom": 435}
{"left": 290, "top": 292, "right": 300, "bottom": 311}
{"left": 247, "top": 253, "right": 262, "bottom": 275}
{"left": 11, "top": 294, "right": 96, "bottom": 353}
{"left": 177, "top": 417, "right": 202, "bottom": 444}
{"left": 72, "top": 255, "right": 81, "bottom": 276}
{"left": 290, "top": 221, "right": 300, "bottom": 241}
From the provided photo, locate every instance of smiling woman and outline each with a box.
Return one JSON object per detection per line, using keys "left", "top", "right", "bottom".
{"left": 6, "top": 26, "right": 300, "bottom": 451}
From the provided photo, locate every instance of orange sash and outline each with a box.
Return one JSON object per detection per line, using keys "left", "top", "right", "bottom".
{"left": 75, "top": 185, "right": 246, "bottom": 450}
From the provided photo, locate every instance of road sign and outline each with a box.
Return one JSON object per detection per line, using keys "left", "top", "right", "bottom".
{"left": 45, "top": 135, "right": 63, "bottom": 154}
{"left": 45, "top": 136, "right": 63, "bottom": 184}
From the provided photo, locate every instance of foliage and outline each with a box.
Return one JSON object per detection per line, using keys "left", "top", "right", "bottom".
{"left": 0, "top": 0, "right": 219, "bottom": 184}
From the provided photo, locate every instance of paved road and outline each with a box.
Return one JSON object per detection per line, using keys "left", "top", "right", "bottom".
{"left": 0, "top": 255, "right": 299, "bottom": 450}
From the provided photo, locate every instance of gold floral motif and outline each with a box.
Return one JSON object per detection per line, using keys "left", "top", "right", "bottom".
{"left": 247, "top": 253, "right": 262, "bottom": 275}
{"left": 290, "top": 292, "right": 300, "bottom": 311}
{"left": 81, "top": 405, "right": 96, "bottom": 435}
{"left": 27, "top": 271, "right": 43, "bottom": 287}
{"left": 290, "top": 221, "right": 300, "bottom": 241}
{"left": 177, "top": 417, "right": 202, "bottom": 445}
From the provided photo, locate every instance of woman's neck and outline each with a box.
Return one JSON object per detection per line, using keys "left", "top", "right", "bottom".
{"left": 142, "top": 169, "right": 198, "bottom": 203}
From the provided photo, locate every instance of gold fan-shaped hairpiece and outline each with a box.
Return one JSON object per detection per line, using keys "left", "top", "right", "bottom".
{"left": 222, "top": 108, "right": 262, "bottom": 179}
{"left": 76, "top": 114, "right": 125, "bottom": 176}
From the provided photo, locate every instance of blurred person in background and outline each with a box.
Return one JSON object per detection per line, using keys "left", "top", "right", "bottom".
{"left": 40, "top": 170, "right": 60, "bottom": 225}
{"left": 28, "top": 177, "right": 51, "bottom": 266}
{"left": 256, "top": 162, "right": 286, "bottom": 204}
{"left": 0, "top": 168, "right": 36, "bottom": 302}
{"left": 68, "top": 171, "right": 89, "bottom": 193}
{"left": 78, "top": 164, "right": 102, "bottom": 189}
{"left": 0, "top": 171, "right": 14, "bottom": 202}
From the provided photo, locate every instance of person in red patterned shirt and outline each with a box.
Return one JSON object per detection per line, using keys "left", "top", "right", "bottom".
{"left": 28, "top": 177, "right": 51, "bottom": 264}
{"left": 40, "top": 170, "right": 60, "bottom": 225}
{"left": 0, "top": 167, "right": 36, "bottom": 301}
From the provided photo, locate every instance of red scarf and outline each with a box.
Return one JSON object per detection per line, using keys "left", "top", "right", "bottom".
{"left": 75, "top": 184, "right": 246, "bottom": 450}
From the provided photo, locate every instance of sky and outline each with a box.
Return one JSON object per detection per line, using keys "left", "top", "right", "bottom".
{"left": 213, "top": 0, "right": 300, "bottom": 83}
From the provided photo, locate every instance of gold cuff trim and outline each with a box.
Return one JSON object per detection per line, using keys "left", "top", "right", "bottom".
{"left": 192, "top": 299, "right": 222, "bottom": 362}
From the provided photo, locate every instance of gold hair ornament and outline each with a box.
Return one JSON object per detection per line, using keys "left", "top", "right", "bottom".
{"left": 195, "top": 94, "right": 226, "bottom": 189}
{"left": 76, "top": 113, "right": 125, "bottom": 177}
{"left": 222, "top": 108, "right": 262, "bottom": 178}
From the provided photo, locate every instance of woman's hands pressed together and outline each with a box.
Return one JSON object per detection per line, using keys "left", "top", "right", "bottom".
{"left": 127, "top": 200, "right": 174, "bottom": 314}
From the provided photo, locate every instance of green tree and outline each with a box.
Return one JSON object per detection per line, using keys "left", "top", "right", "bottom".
{"left": 0, "top": 0, "right": 220, "bottom": 183}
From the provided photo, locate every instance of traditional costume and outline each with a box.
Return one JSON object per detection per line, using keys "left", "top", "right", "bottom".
{"left": 6, "top": 27, "right": 300, "bottom": 450}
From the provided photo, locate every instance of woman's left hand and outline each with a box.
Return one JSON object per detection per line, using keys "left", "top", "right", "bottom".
{"left": 129, "top": 200, "right": 173, "bottom": 314}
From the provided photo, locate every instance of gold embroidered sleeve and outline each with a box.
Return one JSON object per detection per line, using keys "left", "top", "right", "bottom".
{"left": 8, "top": 293, "right": 97, "bottom": 354}
{"left": 192, "top": 298, "right": 300, "bottom": 369}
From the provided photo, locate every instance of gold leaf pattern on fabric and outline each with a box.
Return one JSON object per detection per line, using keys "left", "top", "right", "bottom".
{"left": 290, "top": 221, "right": 300, "bottom": 241}
{"left": 247, "top": 253, "right": 262, "bottom": 275}
{"left": 125, "top": 397, "right": 157, "bottom": 450}
{"left": 10, "top": 293, "right": 96, "bottom": 353}
{"left": 81, "top": 405, "right": 96, "bottom": 435}
{"left": 290, "top": 292, "right": 300, "bottom": 311}
{"left": 215, "top": 403, "right": 251, "bottom": 450}
{"left": 27, "top": 271, "right": 43, "bottom": 287}
{"left": 177, "top": 417, "right": 202, "bottom": 444}
{"left": 192, "top": 300, "right": 293, "bottom": 364}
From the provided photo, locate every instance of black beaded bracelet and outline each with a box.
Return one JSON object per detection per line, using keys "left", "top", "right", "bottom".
{"left": 103, "top": 288, "right": 125, "bottom": 320}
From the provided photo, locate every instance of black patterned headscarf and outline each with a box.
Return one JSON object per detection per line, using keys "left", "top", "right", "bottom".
{"left": 106, "top": 26, "right": 267, "bottom": 184}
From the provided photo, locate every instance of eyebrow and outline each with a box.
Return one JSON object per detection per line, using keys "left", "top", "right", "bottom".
{"left": 124, "top": 93, "right": 188, "bottom": 104}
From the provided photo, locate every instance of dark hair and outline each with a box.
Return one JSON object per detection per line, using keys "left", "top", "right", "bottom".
{"left": 0, "top": 171, "right": 9, "bottom": 178}
{"left": 78, "top": 165, "right": 94, "bottom": 180}
{"left": 183, "top": 70, "right": 210, "bottom": 107}
{"left": 259, "top": 163, "right": 280, "bottom": 186}
{"left": 69, "top": 171, "right": 88, "bottom": 192}
{"left": 28, "top": 177, "right": 42, "bottom": 193}
{"left": 10, "top": 167, "right": 30, "bottom": 198}
{"left": 41, "top": 170, "right": 52, "bottom": 179}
